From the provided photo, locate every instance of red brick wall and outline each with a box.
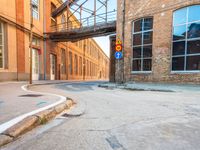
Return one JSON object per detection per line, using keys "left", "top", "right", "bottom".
{"left": 116, "top": 0, "right": 200, "bottom": 84}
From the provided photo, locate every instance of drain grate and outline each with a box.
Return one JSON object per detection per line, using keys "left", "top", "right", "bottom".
{"left": 19, "top": 94, "right": 43, "bottom": 97}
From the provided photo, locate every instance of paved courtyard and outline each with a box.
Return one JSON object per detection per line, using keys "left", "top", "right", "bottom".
{"left": 0, "top": 82, "right": 60, "bottom": 124}
{"left": 2, "top": 81, "right": 200, "bottom": 150}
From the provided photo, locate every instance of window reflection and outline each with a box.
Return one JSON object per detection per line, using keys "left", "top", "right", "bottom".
{"left": 173, "top": 7, "right": 187, "bottom": 26}
{"left": 143, "top": 46, "right": 152, "bottom": 58}
{"left": 173, "top": 25, "right": 186, "bottom": 41}
{"left": 144, "top": 18, "right": 153, "bottom": 31}
{"left": 133, "top": 47, "right": 141, "bottom": 58}
{"left": 173, "top": 41, "right": 185, "bottom": 55}
{"left": 134, "top": 19, "right": 142, "bottom": 32}
{"left": 187, "top": 23, "right": 200, "bottom": 39}
{"left": 132, "top": 60, "right": 141, "bottom": 71}
{"left": 133, "top": 33, "right": 142, "bottom": 46}
{"left": 143, "top": 31, "right": 153, "bottom": 44}
{"left": 187, "top": 40, "right": 200, "bottom": 54}
{"left": 188, "top": 5, "right": 200, "bottom": 22}
{"left": 172, "top": 5, "right": 200, "bottom": 71}
{"left": 172, "top": 57, "right": 185, "bottom": 71}
{"left": 186, "top": 56, "right": 200, "bottom": 70}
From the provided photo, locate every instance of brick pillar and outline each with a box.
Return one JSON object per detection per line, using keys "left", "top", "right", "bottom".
{"left": 115, "top": 0, "right": 125, "bottom": 83}
{"left": 16, "top": 0, "right": 25, "bottom": 77}
{"left": 152, "top": 11, "right": 172, "bottom": 82}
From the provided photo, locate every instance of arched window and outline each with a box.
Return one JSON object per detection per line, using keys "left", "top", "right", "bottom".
{"left": 172, "top": 5, "right": 200, "bottom": 71}
{"left": 132, "top": 17, "right": 153, "bottom": 72}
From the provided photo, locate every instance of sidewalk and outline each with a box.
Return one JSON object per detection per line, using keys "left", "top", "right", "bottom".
{"left": 99, "top": 82, "right": 200, "bottom": 93}
{"left": 0, "top": 82, "right": 60, "bottom": 125}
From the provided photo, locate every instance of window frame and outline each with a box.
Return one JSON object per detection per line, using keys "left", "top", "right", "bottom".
{"left": 131, "top": 17, "right": 153, "bottom": 74}
{"left": 32, "top": 0, "right": 40, "bottom": 20}
{"left": 171, "top": 5, "right": 200, "bottom": 73}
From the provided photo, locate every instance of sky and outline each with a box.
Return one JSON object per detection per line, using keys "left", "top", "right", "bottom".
{"left": 68, "top": 0, "right": 117, "bottom": 57}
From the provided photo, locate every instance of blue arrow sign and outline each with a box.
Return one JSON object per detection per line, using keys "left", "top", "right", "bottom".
{"left": 115, "top": 52, "right": 123, "bottom": 59}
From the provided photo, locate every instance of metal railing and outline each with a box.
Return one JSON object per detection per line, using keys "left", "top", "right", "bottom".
{"left": 51, "top": 10, "right": 116, "bottom": 32}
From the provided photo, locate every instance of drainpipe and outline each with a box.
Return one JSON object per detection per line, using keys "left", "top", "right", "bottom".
{"left": 121, "top": 0, "right": 126, "bottom": 83}
{"left": 43, "top": 0, "right": 46, "bottom": 80}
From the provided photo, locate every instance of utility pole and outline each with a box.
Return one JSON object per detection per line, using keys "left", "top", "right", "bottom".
{"left": 29, "top": 1, "right": 33, "bottom": 84}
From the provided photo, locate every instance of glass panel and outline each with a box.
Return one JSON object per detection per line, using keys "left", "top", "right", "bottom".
{"left": 143, "top": 18, "right": 153, "bottom": 31}
{"left": 143, "top": 59, "right": 152, "bottom": 71}
{"left": 143, "top": 45, "right": 152, "bottom": 58}
{"left": 186, "top": 55, "right": 200, "bottom": 70}
{"left": 173, "top": 41, "right": 185, "bottom": 56}
{"left": 134, "top": 19, "right": 142, "bottom": 32}
{"left": 172, "top": 57, "right": 185, "bottom": 71}
{"left": 187, "top": 22, "right": 200, "bottom": 39}
{"left": 173, "top": 25, "right": 186, "bottom": 41}
{"left": 187, "top": 40, "right": 200, "bottom": 54}
{"left": 132, "top": 59, "right": 141, "bottom": 71}
{"left": 173, "top": 7, "right": 187, "bottom": 25}
{"left": 133, "top": 47, "right": 141, "bottom": 58}
{"left": 133, "top": 33, "right": 142, "bottom": 46}
{"left": 143, "top": 31, "right": 152, "bottom": 45}
{"left": 188, "top": 5, "right": 200, "bottom": 22}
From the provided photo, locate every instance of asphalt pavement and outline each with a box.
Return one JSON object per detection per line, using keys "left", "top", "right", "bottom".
{"left": 2, "top": 81, "right": 200, "bottom": 150}
{"left": 0, "top": 82, "right": 60, "bottom": 125}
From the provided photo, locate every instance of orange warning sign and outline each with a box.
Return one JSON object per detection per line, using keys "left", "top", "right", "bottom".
{"left": 115, "top": 44, "right": 122, "bottom": 51}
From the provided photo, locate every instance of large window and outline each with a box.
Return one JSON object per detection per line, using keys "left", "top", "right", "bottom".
{"left": 0, "top": 22, "right": 4, "bottom": 68}
{"left": 32, "top": 0, "right": 39, "bottom": 20}
{"left": 132, "top": 17, "right": 153, "bottom": 72}
{"left": 172, "top": 5, "right": 200, "bottom": 71}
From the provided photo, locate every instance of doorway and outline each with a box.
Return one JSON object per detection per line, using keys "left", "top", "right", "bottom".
{"left": 32, "top": 49, "right": 39, "bottom": 80}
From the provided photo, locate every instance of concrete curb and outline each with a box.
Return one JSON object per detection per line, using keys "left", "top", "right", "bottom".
{"left": 0, "top": 99, "right": 74, "bottom": 147}
{"left": 0, "top": 83, "right": 75, "bottom": 147}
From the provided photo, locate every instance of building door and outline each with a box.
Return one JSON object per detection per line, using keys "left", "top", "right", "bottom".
{"left": 32, "top": 49, "right": 39, "bottom": 80}
{"left": 50, "top": 54, "right": 56, "bottom": 80}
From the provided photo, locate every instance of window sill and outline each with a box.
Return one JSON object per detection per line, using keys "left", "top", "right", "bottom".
{"left": 171, "top": 71, "right": 200, "bottom": 74}
{"left": 131, "top": 71, "right": 152, "bottom": 74}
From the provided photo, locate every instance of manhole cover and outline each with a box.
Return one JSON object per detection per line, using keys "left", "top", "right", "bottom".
{"left": 19, "top": 94, "right": 43, "bottom": 97}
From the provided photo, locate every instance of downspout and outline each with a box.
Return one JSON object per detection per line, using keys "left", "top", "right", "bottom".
{"left": 122, "top": 0, "right": 125, "bottom": 83}
{"left": 43, "top": 0, "right": 47, "bottom": 80}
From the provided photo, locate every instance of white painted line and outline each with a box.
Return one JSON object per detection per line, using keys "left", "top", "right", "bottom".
{"left": 0, "top": 84, "right": 66, "bottom": 134}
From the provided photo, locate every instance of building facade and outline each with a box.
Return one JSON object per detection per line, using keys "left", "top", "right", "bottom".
{"left": 0, "top": 0, "right": 109, "bottom": 81}
{"left": 116, "top": 0, "right": 200, "bottom": 83}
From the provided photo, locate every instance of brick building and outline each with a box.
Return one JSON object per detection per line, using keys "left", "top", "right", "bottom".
{"left": 116, "top": 0, "right": 200, "bottom": 83}
{"left": 0, "top": 0, "right": 109, "bottom": 81}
